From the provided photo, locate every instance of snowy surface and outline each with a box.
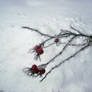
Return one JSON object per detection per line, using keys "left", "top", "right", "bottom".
{"left": 0, "top": 0, "right": 92, "bottom": 92}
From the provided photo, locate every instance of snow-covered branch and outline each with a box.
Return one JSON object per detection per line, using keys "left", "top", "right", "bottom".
{"left": 40, "top": 44, "right": 89, "bottom": 82}
{"left": 22, "top": 25, "right": 92, "bottom": 82}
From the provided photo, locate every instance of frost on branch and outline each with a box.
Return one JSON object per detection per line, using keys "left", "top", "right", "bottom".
{"left": 22, "top": 25, "right": 92, "bottom": 82}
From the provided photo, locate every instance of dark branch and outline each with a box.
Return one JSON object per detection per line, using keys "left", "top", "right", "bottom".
{"left": 22, "top": 26, "right": 54, "bottom": 38}
{"left": 70, "top": 25, "right": 83, "bottom": 34}
{"left": 40, "top": 44, "right": 89, "bottom": 82}
{"left": 45, "top": 36, "right": 76, "bottom": 65}
{"left": 38, "top": 36, "right": 76, "bottom": 69}
{"left": 22, "top": 25, "right": 92, "bottom": 82}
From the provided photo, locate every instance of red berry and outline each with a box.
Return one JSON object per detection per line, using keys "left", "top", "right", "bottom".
{"left": 34, "top": 45, "right": 41, "bottom": 51}
{"left": 39, "top": 68, "right": 46, "bottom": 75}
{"left": 37, "top": 48, "right": 44, "bottom": 55}
{"left": 55, "top": 38, "right": 59, "bottom": 43}
{"left": 34, "top": 45, "right": 44, "bottom": 55}
{"left": 32, "top": 64, "right": 39, "bottom": 73}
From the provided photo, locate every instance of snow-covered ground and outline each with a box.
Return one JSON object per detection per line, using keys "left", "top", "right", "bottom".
{"left": 0, "top": 0, "right": 92, "bottom": 92}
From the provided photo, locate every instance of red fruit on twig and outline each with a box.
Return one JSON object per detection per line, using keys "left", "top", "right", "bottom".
{"left": 54, "top": 38, "right": 61, "bottom": 46}
{"left": 34, "top": 45, "right": 41, "bottom": 51}
{"left": 34, "top": 45, "right": 44, "bottom": 55}
{"left": 33, "top": 45, "right": 44, "bottom": 60}
{"left": 39, "top": 68, "right": 46, "bottom": 75}
{"left": 31, "top": 64, "right": 46, "bottom": 76}
{"left": 32, "top": 64, "right": 37, "bottom": 70}
{"left": 54, "top": 38, "right": 59, "bottom": 43}
{"left": 37, "top": 49, "right": 44, "bottom": 55}
{"left": 28, "top": 45, "right": 44, "bottom": 61}
{"left": 32, "top": 64, "right": 39, "bottom": 73}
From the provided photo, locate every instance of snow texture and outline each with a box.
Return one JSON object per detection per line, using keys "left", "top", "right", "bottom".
{"left": 0, "top": 0, "right": 92, "bottom": 92}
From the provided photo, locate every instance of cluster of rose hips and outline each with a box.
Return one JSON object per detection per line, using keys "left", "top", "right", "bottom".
{"left": 33, "top": 38, "right": 60, "bottom": 58}
{"left": 26, "top": 38, "right": 60, "bottom": 76}
{"left": 25, "top": 64, "right": 46, "bottom": 76}
{"left": 34, "top": 45, "right": 44, "bottom": 57}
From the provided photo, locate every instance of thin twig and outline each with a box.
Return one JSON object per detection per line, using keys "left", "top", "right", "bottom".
{"left": 46, "top": 36, "right": 76, "bottom": 65}
{"left": 38, "top": 36, "right": 76, "bottom": 68}
{"left": 70, "top": 25, "right": 83, "bottom": 34}
{"left": 22, "top": 26, "right": 92, "bottom": 81}
{"left": 59, "top": 42, "right": 87, "bottom": 46}
{"left": 43, "top": 42, "right": 87, "bottom": 48}
{"left": 40, "top": 44, "right": 89, "bottom": 82}
{"left": 22, "top": 26, "right": 54, "bottom": 38}
{"left": 43, "top": 43, "right": 55, "bottom": 48}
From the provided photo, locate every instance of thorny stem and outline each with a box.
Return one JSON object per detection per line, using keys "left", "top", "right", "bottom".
{"left": 40, "top": 44, "right": 89, "bottom": 82}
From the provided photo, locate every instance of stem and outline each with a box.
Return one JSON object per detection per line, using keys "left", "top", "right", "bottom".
{"left": 22, "top": 26, "right": 55, "bottom": 38}
{"left": 39, "top": 36, "right": 76, "bottom": 68}
{"left": 40, "top": 44, "right": 89, "bottom": 82}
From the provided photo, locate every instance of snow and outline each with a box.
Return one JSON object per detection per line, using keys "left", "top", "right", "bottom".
{"left": 0, "top": 0, "right": 92, "bottom": 92}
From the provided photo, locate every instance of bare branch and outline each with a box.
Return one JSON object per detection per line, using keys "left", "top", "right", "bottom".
{"left": 38, "top": 36, "right": 76, "bottom": 69}
{"left": 46, "top": 36, "right": 76, "bottom": 65}
{"left": 40, "top": 44, "right": 89, "bottom": 82}
{"left": 43, "top": 42, "right": 87, "bottom": 48}
{"left": 22, "top": 26, "right": 54, "bottom": 38}
{"left": 22, "top": 25, "right": 92, "bottom": 82}
{"left": 59, "top": 42, "right": 87, "bottom": 46}
{"left": 70, "top": 25, "right": 83, "bottom": 35}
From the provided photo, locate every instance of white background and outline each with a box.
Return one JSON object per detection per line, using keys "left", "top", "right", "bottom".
{"left": 0, "top": 0, "right": 92, "bottom": 92}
